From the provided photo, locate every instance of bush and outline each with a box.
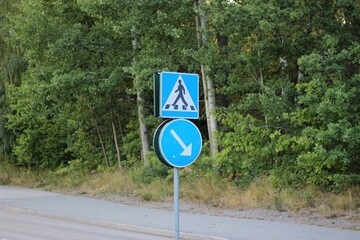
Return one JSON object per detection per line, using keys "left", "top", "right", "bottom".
{"left": 129, "top": 152, "right": 170, "bottom": 184}
{"left": 216, "top": 113, "right": 275, "bottom": 184}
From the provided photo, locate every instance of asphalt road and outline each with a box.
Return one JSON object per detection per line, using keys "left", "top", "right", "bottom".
{"left": 0, "top": 208, "right": 169, "bottom": 240}
{"left": 0, "top": 186, "right": 359, "bottom": 240}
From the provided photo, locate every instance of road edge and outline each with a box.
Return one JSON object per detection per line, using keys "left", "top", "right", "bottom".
{"left": 0, "top": 204, "right": 228, "bottom": 240}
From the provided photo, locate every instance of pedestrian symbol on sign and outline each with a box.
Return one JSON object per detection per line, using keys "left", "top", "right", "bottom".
{"left": 162, "top": 75, "right": 197, "bottom": 113}
{"left": 173, "top": 79, "right": 188, "bottom": 109}
{"left": 154, "top": 71, "right": 199, "bottom": 119}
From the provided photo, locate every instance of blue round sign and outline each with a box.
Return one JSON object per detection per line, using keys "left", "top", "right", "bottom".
{"left": 156, "top": 119, "right": 202, "bottom": 168}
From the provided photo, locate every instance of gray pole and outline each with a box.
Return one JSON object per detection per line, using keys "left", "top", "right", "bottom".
{"left": 174, "top": 167, "right": 180, "bottom": 240}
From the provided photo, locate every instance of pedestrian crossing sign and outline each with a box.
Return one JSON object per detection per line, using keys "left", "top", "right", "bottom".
{"left": 155, "top": 71, "right": 199, "bottom": 119}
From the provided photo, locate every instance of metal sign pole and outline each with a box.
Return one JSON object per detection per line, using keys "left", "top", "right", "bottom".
{"left": 154, "top": 71, "right": 202, "bottom": 240}
{"left": 174, "top": 167, "right": 180, "bottom": 240}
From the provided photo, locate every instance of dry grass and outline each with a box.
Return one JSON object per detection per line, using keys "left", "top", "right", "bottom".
{"left": 0, "top": 163, "right": 47, "bottom": 187}
{"left": 181, "top": 175, "right": 359, "bottom": 217}
{"left": 181, "top": 175, "right": 242, "bottom": 208}
{"left": 46, "top": 168, "right": 173, "bottom": 202}
{"left": 240, "top": 177, "right": 277, "bottom": 209}
{"left": 1, "top": 162, "right": 359, "bottom": 216}
{"left": 82, "top": 170, "right": 136, "bottom": 195}
{"left": 133, "top": 178, "right": 173, "bottom": 202}
{"left": 311, "top": 187, "right": 360, "bottom": 218}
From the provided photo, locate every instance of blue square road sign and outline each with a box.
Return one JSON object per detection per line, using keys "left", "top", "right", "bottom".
{"left": 158, "top": 72, "right": 199, "bottom": 119}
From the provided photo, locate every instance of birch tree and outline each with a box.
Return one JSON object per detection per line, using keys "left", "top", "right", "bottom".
{"left": 132, "top": 26, "right": 150, "bottom": 166}
{"left": 194, "top": 0, "right": 219, "bottom": 160}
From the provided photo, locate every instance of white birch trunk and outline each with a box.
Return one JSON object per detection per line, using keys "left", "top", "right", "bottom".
{"left": 96, "top": 124, "right": 109, "bottom": 167}
{"left": 132, "top": 26, "right": 150, "bottom": 165}
{"left": 195, "top": 1, "right": 213, "bottom": 149}
{"left": 137, "top": 90, "right": 150, "bottom": 165}
{"left": 258, "top": 49, "right": 268, "bottom": 128}
{"left": 111, "top": 111, "right": 121, "bottom": 168}
{"left": 196, "top": 0, "right": 219, "bottom": 159}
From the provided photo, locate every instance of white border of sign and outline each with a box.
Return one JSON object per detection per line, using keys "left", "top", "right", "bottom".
{"left": 159, "top": 71, "right": 199, "bottom": 119}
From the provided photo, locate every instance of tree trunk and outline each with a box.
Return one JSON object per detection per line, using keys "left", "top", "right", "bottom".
{"left": 96, "top": 124, "right": 109, "bottom": 167}
{"left": 137, "top": 90, "right": 150, "bottom": 165}
{"left": 132, "top": 26, "right": 150, "bottom": 166}
{"left": 111, "top": 110, "right": 121, "bottom": 168}
{"left": 258, "top": 49, "right": 268, "bottom": 128}
{"left": 195, "top": 0, "right": 219, "bottom": 160}
{"left": 194, "top": 2, "right": 212, "bottom": 144}
{"left": 259, "top": 68, "right": 269, "bottom": 128}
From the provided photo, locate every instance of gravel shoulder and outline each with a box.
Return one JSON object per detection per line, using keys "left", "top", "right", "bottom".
{"left": 81, "top": 192, "right": 360, "bottom": 231}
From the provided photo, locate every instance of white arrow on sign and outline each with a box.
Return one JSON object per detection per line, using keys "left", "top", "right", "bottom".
{"left": 170, "top": 129, "right": 192, "bottom": 156}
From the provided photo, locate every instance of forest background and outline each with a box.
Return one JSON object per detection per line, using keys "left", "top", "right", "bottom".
{"left": 0, "top": 0, "right": 359, "bottom": 212}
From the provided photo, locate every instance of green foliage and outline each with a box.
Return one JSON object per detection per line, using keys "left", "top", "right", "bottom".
{"left": 0, "top": 0, "right": 25, "bottom": 159}
{"left": 54, "top": 159, "right": 89, "bottom": 177}
{"left": 1, "top": 0, "right": 359, "bottom": 191}
{"left": 47, "top": 159, "right": 92, "bottom": 188}
{"left": 212, "top": 0, "right": 360, "bottom": 191}
{"left": 216, "top": 111, "right": 275, "bottom": 183}
{"left": 129, "top": 152, "right": 170, "bottom": 184}
{"left": 286, "top": 39, "right": 360, "bottom": 189}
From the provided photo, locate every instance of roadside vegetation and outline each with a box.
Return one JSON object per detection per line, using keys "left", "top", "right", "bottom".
{"left": 0, "top": 0, "right": 359, "bottom": 219}
{"left": 1, "top": 160, "right": 359, "bottom": 219}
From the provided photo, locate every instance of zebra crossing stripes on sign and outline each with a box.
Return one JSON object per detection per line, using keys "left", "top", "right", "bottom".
{"left": 163, "top": 75, "right": 196, "bottom": 111}
{"left": 160, "top": 72, "right": 199, "bottom": 119}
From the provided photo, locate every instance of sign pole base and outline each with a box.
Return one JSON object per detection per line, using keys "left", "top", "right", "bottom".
{"left": 174, "top": 167, "right": 180, "bottom": 240}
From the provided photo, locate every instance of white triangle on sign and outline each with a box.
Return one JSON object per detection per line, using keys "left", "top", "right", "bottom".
{"left": 162, "top": 75, "right": 197, "bottom": 112}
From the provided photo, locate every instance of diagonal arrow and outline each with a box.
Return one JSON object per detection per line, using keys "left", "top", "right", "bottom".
{"left": 170, "top": 129, "right": 192, "bottom": 156}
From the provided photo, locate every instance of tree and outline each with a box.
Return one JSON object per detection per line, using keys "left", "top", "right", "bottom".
{"left": 0, "top": 0, "right": 25, "bottom": 160}
{"left": 6, "top": 0, "right": 134, "bottom": 168}
{"left": 3, "top": 0, "right": 359, "bottom": 190}
{"left": 213, "top": 0, "right": 360, "bottom": 189}
{"left": 88, "top": 0, "right": 199, "bottom": 165}
{"left": 194, "top": 0, "right": 219, "bottom": 161}
{"left": 7, "top": 0, "right": 200, "bottom": 169}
